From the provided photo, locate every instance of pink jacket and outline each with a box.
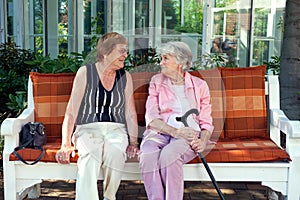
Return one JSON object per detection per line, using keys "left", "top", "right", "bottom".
{"left": 145, "top": 72, "right": 214, "bottom": 134}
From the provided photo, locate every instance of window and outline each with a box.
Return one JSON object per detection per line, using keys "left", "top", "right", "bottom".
{"left": 211, "top": 0, "right": 286, "bottom": 67}
{"left": 3, "top": 0, "right": 285, "bottom": 67}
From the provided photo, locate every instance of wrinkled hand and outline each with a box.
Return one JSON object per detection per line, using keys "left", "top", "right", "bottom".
{"left": 173, "top": 127, "right": 198, "bottom": 142}
{"left": 56, "top": 145, "right": 75, "bottom": 164}
{"left": 190, "top": 137, "right": 206, "bottom": 153}
{"left": 126, "top": 144, "right": 139, "bottom": 159}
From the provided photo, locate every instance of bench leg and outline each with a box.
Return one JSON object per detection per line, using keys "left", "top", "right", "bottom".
{"left": 3, "top": 153, "right": 18, "bottom": 200}
{"left": 287, "top": 156, "right": 300, "bottom": 200}
{"left": 17, "top": 183, "right": 41, "bottom": 199}
{"left": 27, "top": 183, "right": 41, "bottom": 199}
{"left": 3, "top": 154, "right": 42, "bottom": 200}
{"left": 267, "top": 188, "right": 287, "bottom": 200}
{"left": 16, "top": 180, "right": 42, "bottom": 199}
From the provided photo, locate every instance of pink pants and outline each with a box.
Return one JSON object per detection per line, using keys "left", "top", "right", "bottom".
{"left": 139, "top": 131, "right": 197, "bottom": 200}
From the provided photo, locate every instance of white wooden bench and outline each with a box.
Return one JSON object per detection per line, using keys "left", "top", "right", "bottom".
{"left": 1, "top": 66, "right": 300, "bottom": 200}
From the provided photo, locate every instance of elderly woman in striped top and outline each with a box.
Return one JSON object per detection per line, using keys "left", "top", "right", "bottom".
{"left": 55, "top": 32, "right": 139, "bottom": 200}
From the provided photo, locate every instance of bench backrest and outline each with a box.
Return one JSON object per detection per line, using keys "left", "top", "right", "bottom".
{"left": 29, "top": 65, "right": 268, "bottom": 142}
{"left": 30, "top": 72, "right": 75, "bottom": 143}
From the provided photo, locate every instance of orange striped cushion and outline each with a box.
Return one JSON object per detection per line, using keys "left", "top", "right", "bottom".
{"left": 190, "top": 69, "right": 225, "bottom": 140}
{"left": 30, "top": 72, "right": 75, "bottom": 142}
{"left": 219, "top": 65, "right": 268, "bottom": 139}
{"left": 188, "top": 137, "right": 291, "bottom": 163}
{"left": 9, "top": 137, "right": 290, "bottom": 163}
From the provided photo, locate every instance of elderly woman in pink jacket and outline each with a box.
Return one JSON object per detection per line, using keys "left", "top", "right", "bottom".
{"left": 139, "top": 41, "right": 214, "bottom": 200}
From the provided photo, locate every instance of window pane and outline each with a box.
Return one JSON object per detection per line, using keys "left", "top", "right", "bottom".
{"left": 134, "top": 0, "right": 149, "bottom": 54}
{"left": 212, "top": 0, "right": 251, "bottom": 67}
{"left": 58, "top": 0, "right": 69, "bottom": 55}
{"left": 33, "top": 0, "right": 44, "bottom": 53}
{"left": 252, "top": 0, "right": 286, "bottom": 66}
{"left": 7, "top": 0, "right": 14, "bottom": 41}
{"left": 83, "top": 0, "right": 106, "bottom": 52}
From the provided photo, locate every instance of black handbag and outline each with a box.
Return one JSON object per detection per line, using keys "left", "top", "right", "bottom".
{"left": 13, "top": 122, "right": 47, "bottom": 165}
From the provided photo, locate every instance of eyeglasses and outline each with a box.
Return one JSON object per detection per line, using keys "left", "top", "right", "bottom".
{"left": 118, "top": 48, "right": 128, "bottom": 54}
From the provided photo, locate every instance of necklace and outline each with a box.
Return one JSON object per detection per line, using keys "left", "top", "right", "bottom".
{"left": 171, "top": 77, "right": 185, "bottom": 85}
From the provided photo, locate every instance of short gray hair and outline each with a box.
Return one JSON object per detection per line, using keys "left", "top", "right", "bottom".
{"left": 158, "top": 41, "right": 193, "bottom": 71}
{"left": 96, "top": 32, "right": 127, "bottom": 62}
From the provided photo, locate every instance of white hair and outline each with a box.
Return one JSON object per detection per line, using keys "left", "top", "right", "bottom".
{"left": 158, "top": 41, "right": 193, "bottom": 71}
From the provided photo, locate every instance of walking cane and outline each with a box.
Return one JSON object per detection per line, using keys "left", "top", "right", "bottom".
{"left": 176, "top": 108, "right": 225, "bottom": 200}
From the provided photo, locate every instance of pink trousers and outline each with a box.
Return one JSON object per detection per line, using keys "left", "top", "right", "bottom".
{"left": 139, "top": 131, "right": 197, "bottom": 200}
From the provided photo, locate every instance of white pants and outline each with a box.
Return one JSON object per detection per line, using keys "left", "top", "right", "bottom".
{"left": 73, "top": 122, "right": 129, "bottom": 200}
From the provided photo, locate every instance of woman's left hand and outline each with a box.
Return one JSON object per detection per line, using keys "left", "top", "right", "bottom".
{"left": 190, "top": 137, "right": 206, "bottom": 153}
{"left": 126, "top": 143, "right": 139, "bottom": 159}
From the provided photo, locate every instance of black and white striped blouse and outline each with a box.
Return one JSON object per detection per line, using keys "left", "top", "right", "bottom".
{"left": 76, "top": 63, "right": 127, "bottom": 125}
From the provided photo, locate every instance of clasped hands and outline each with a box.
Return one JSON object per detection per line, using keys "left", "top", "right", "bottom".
{"left": 173, "top": 127, "right": 206, "bottom": 153}
{"left": 126, "top": 143, "right": 139, "bottom": 159}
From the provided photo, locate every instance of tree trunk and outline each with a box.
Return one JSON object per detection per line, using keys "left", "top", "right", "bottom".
{"left": 279, "top": 0, "right": 300, "bottom": 120}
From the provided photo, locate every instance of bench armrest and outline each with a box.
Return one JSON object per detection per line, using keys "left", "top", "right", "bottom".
{"left": 1, "top": 108, "right": 34, "bottom": 153}
{"left": 270, "top": 108, "right": 300, "bottom": 138}
{"left": 1, "top": 108, "right": 34, "bottom": 136}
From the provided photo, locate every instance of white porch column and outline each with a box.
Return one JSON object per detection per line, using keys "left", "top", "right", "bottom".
{"left": 0, "top": 0, "right": 6, "bottom": 43}
{"left": 202, "top": 0, "right": 212, "bottom": 55}
{"left": 13, "top": 0, "right": 24, "bottom": 48}
{"left": 126, "top": 0, "right": 135, "bottom": 51}
{"left": 46, "top": 0, "right": 58, "bottom": 58}
{"left": 153, "top": 0, "right": 162, "bottom": 48}
{"left": 111, "top": 0, "right": 124, "bottom": 33}
{"left": 76, "top": 0, "right": 84, "bottom": 54}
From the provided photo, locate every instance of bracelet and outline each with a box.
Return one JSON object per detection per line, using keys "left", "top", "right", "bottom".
{"left": 130, "top": 141, "right": 139, "bottom": 146}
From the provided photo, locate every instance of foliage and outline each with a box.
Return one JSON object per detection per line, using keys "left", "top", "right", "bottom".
{"left": 215, "top": 0, "right": 238, "bottom": 7}
{"left": 25, "top": 52, "right": 84, "bottom": 73}
{"left": 174, "top": 0, "right": 203, "bottom": 34}
{"left": 0, "top": 42, "right": 84, "bottom": 119}
{"left": 82, "top": 49, "right": 97, "bottom": 66}
{"left": 125, "top": 48, "right": 161, "bottom": 72}
{"left": 192, "top": 53, "right": 236, "bottom": 70}
{"left": 264, "top": 55, "right": 280, "bottom": 75}
{"left": 0, "top": 42, "right": 35, "bottom": 115}
{"left": 90, "top": 12, "right": 104, "bottom": 49}
{"left": 254, "top": 9, "right": 268, "bottom": 37}
{"left": 6, "top": 91, "right": 28, "bottom": 116}
{"left": 277, "top": 16, "right": 284, "bottom": 33}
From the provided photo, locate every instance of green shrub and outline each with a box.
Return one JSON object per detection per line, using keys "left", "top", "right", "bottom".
{"left": 0, "top": 42, "right": 35, "bottom": 115}
{"left": 264, "top": 55, "right": 280, "bottom": 75}
{"left": 0, "top": 42, "right": 84, "bottom": 117}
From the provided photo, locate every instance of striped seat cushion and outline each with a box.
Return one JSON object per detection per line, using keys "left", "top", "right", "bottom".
{"left": 9, "top": 137, "right": 290, "bottom": 163}
{"left": 188, "top": 137, "right": 291, "bottom": 163}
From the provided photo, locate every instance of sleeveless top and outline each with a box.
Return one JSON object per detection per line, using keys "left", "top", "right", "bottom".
{"left": 76, "top": 64, "right": 127, "bottom": 125}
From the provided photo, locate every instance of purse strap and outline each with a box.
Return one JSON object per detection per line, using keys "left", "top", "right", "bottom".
{"left": 13, "top": 138, "right": 45, "bottom": 165}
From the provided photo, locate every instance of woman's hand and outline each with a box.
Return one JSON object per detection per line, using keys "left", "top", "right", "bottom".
{"left": 173, "top": 127, "right": 198, "bottom": 142}
{"left": 126, "top": 142, "right": 139, "bottom": 159}
{"left": 56, "top": 145, "right": 75, "bottom": 164}
{"left": 190, "top": 137, "right": 206, "bottom": 153}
